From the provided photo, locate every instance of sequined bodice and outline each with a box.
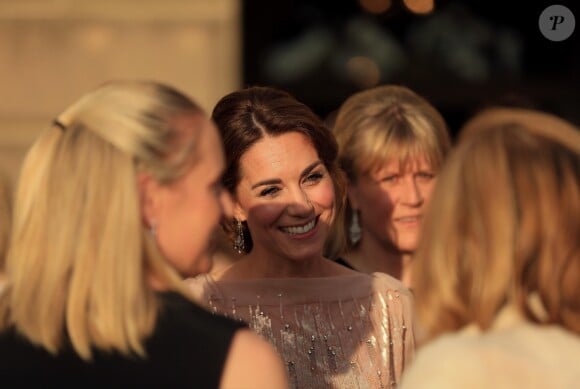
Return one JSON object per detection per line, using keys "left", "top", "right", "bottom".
{"left": 188, "top": 273, "right": 415, "bottom": 389}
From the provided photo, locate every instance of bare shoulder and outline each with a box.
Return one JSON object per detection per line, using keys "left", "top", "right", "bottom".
{"left": 220, "top": 329, "right": 288, "bottom": 389}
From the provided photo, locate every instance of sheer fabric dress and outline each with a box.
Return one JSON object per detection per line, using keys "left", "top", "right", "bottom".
{"left": 188, "top": 272, "right": 414, "bottom": 389}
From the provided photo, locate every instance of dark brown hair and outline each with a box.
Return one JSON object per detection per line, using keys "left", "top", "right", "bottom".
{"left": 212, "top": 86, "right": 346, "bottom": 257}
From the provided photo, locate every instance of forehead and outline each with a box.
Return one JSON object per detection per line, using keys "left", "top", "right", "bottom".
{"left": 239, "top": 132, "right": 318, "bottom": 179}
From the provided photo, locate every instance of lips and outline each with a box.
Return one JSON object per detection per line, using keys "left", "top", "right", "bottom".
{"left": 394, "top": 215, "right": 421, "bottom": 223}
{"left": 279, "top": 216, "right": 318, "bottom": 235}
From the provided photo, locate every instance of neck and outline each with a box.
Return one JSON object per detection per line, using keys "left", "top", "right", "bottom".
{"left": 216, "top": 245, "right": 345, "bottom": 280}
{"left": 343, "top": 235, "right": 413, "bottom": 287}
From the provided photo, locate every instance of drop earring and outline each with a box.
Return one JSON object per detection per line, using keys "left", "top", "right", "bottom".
{"left": 349, "top": 210, "right": 361, "bottom": 245}
{"left": 233, "top": 219, "right": 245, "bottom": 254}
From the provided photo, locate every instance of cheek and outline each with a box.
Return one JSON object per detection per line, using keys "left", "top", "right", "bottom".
{"left": 311, "top": 180, "right": 335, "bottom": 210}
{"left": 247, "top": 202, "right": 286, "bottom": 229}
{"left": 360, "top": 185, "right": 395, "bottom": 215}
{"left": 420, "top": 180, "right": 436, "bottom": 204}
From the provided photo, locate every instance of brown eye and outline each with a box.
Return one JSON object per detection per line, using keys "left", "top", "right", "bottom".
{"left": 417, "top": 172, "right": 435, "bottom": 180}
{"left": 259, "top": 187, "right": 280, "bottom": 197}
{"left": 381, "top": 175, "right": 398, "bottom": 183}
{"left": 304, "top": 172, "right": 323, "bottom": 184}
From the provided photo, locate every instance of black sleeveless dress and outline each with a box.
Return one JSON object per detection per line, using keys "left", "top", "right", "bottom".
{"left": 0, "top": 292, "right": 245, "bottom": 388}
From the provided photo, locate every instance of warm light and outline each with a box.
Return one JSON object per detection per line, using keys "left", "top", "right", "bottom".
{"left": 77, "top": 25, "right": 113, "bottom": 53}
{"left": 359, "top": 0, "right": 392, "bottom": 14}
{"left": 403, "top": 0, "right": 435, "bottom": 14}
{"left": 346, "top": 56, "right": 381, "bottom": 88}
{"left": 173, "top": 26, "right": 204, "bottom": 51}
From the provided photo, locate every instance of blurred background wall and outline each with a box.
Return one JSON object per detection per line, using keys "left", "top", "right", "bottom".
{"left": 1, "top": 0, "right": 578, "bottom": 185}
{"left": 0, "top": 0, "right": 241, "bottom": 183}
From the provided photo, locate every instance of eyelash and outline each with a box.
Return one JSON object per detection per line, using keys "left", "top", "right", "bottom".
{"left": 380, "top": 172, "right": 434, "bottom": 183}
{"left": 416, "top": 172, "right": 435, "bottom": 179}
{"left": 380, "top": 175, "right": 398, "bottom": 183}
{"left": 259, "top": 187, "right": 280, "bottom": 197}
{"left": 258, "top": 172, "right": 325, "bottom": 197}
{"left": 304, "top": 172, "right": 324, "bottom": 184}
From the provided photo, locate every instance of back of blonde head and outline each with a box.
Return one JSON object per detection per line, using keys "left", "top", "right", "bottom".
{"left": 0, "top": 80, "right": 202, "bottom": 359}
{"left": 413, "top": 108, "right": 580, "bottom": 341}
{"left": 0, "top": 170, "right": 11, "bottom": 271}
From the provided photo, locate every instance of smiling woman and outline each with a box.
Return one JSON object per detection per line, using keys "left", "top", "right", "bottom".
{"left": 187, "top": 86, "right": 415, "bottom": 389}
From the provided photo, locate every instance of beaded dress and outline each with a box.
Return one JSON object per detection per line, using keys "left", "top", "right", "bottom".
{"left": 188, "top": 272, "right": 415, "bottom": 389}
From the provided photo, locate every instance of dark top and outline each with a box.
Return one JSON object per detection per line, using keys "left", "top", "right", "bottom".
{"left": 335, "top": 257, "right": 356, "bottom": 271}
{"left": 0, "top": 292, "right": 245, "bottom": 388}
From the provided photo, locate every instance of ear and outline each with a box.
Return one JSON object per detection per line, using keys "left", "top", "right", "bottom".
{"left": 137, "top": 172, "right": 161, "bottom": 227}
{"left": 347, "top": 181, "right": 360, "bottom": 210}
{"left": 233, "top": 198, "right": 247, "bottom": 221}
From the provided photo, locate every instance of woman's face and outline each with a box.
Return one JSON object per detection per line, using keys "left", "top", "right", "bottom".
{"left": 349, "top": 155, "right": 435, "bottom": 253}
{"left": 143, "top": 114, "right": 232, "bottom": 277}
{"left": 234, "top": 132, "right": 335, "bottom": 262}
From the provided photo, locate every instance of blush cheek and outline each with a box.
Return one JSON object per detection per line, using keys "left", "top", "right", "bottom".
{"left": 358, "top": 184, "right": 398, "bottom": 243}
{"left": 247, "top": 202, "right": 286, "bottom": 229}
{"left": 420, "top": 180, "right": 436, "bottom": 205}
{"left": 312, "top": 180, "right": 336, "bottom": 212}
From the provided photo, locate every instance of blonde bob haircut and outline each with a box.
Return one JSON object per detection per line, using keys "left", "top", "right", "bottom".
{"left": 333, "top": 84, "right": 451, "bottom": 247}
{"left": 0, "top": 80, "right": 204, "bottom": 360}
{"left": 412, "top": 108, "right": 580, "bottom": 342}
{"left": 333, "top": 84, "right": 451, "bottom": 182}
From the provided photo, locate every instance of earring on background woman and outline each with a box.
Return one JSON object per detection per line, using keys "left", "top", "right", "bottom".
{"left": 349, "top": 210, "right": 361, "bottom": 245}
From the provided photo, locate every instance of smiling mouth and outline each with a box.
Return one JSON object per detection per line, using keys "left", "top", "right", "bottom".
{"left": 395, "top": 215, "right": 421, "bottom": 223}
{"left": 279, "top": 217, "right": 318, "bottom": 235}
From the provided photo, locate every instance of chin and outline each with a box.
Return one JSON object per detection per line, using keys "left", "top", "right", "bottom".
{"left": 395, "top": 240, "right": 418, "bottom": 253}
{"left": 286, "top": 246, "right": 323, "bottom": 262}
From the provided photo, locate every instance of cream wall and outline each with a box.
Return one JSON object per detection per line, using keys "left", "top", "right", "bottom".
{"left": 0, "top": 0, "right": 241, "bottom": 183}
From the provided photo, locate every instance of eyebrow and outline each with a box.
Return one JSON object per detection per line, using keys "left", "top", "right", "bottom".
{"left": 250, "top": 160, "right": 323, "bottom": 190}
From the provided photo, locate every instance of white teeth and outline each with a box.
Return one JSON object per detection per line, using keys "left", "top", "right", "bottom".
{"left": 281, "top": 219, "right": 316, "bottom": 235}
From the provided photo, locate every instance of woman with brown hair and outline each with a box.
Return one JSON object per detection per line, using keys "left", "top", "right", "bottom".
{"left": 188, "top": 86, "right": 415, "bottom": 389}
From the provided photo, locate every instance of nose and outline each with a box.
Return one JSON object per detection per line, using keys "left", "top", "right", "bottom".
{"left": 286, "top": 187, "right": 314, "bottom": 216}
{"left": 220, "top": 190, "right": 234, "bottom": 219}
{"left": 401, "top": 177, "right": 423, "bottom": 206}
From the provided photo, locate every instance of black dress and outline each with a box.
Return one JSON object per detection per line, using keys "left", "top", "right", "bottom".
{"left": 0, "top": 292, "right": 245, "bottom": 388}
{"left": 335, "top": 257, "right": 357, "bottom": 271}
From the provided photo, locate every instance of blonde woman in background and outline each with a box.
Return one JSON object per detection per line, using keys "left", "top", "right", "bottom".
{"left": 400, "top": 108, "right": 580, "bottom": 388}
{"left": 332, "top": 85, "right": 451, "bottom": 287}
{"left": 0, "top": 80, "right": 287, "bottom": 389}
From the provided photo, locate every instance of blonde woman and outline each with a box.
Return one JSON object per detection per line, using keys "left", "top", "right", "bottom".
{"left": 0, "top": 81, "right": 287, "bottom": 389}
{"left": 400, "top": 108, "right": 580, "bottom": 388}
{"left": 332, "top": 85, "right": 451, "bottom": 287}
{"left": 0, "top": 170, "right": 11, "bottom": 286}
